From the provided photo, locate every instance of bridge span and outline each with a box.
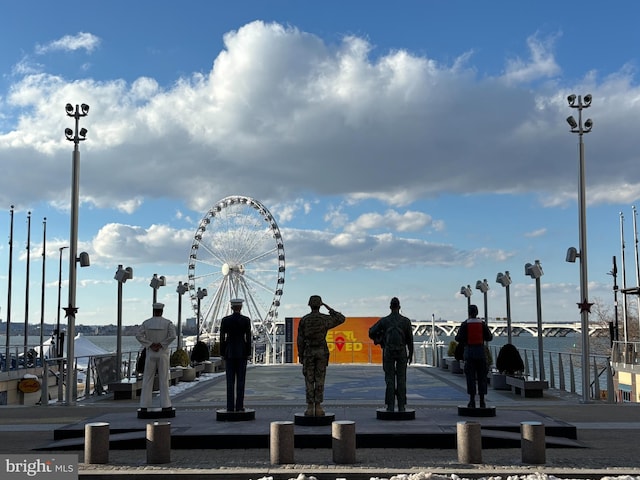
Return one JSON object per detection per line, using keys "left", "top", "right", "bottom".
{"left": 412, "top": 319, "right": 608, "bottom": 338}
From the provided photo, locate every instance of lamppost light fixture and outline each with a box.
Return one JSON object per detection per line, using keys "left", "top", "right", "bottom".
{"left": 150, "top": 274, "right": 166, "bottom": 289}
{"left": 566, "top": 116, "right": 578, "bottom": 129}
{"left": 64, "top": 128, "right": 74, "bottom": 140}
{"left": 197, "top": 287, "right": 208, "bottom": 299}
{"left": 176, "top": 281, "right": 188, "bottom": 295}
{"left": 78, "top": 252, "right": 90, "bottom": 267}
{"left": 475, "top": 279, "right": 489, "bottom": 293}
{"left": 459, "top": 285, "right": 472, "bottom": 297}
{"left": 496, "top": 271, "right": 512, "bottom": 287}
{"left": 525, "top": 260, "right": 543, "bottom": 279}
{"left": 566, "top": 247, "right": 580, "bottom": 263}
{"left": 114, "top": 265, "right": 133, "bottom": 283}
{"left": 567, "top": 94, "right": 577, "bottom": 106}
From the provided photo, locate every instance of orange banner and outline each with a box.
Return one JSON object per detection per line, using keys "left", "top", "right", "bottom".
{"left": 289, "top": 317, "right": 382, "bottom": 364}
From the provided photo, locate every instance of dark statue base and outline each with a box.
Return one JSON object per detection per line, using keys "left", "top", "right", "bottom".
{"left": 137, "top": 407, "right": 176, "bottom": 419}
{"left": 376, "top": 408, "right": 416, "bottom": 420}
{"left": 294, "top": 412, "right": 335, "bottom": 426}
{"left": 457, "top": 405, "right": 496, "bottom": 417}
{"left": 216, "top": 409, "right": 256, "bottom": 422}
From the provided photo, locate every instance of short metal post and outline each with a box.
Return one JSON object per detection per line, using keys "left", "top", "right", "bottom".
{"left": 84, "top": 422, "right": 109, "bottom": 464}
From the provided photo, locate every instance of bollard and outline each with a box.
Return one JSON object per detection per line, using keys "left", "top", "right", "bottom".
{"left": 521, "top": 421, "right": 545, "bottom": 464}
{"left": 456, "top": 421, "right": 482, "bottom": 464}
{"left": 332, "top": 420, "right": 356, "bottom": 464}
{"left": 84, "top": 422, "right": 110, "bottom": 464}
{"left": 146, "top": 421, "right": 171, "bottom": 464}
{"left": 270, "top": 421, "right": 294, "bottom": 464}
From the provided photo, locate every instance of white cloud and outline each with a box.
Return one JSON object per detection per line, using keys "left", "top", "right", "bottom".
{"left": 344, "top": 210, "right": 433, "bottom": 233}
{"left": 1, "top": 21, "right": 640, "bottom": 212}
{"left": 525, "top": 228, "right": 547, "bottom": 238}
{"left": 35, "top": 32, "right": 101, "bottom": 55}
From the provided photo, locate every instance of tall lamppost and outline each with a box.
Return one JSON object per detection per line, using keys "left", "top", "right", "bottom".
{"left": 23, "top": 211, "right": 31, "bottom": 363}
{"left": 567, "top": 93, "right": 593, "bottom": 403}
{"left": 459, "top": 285, "right": 472, "bottom": 307}
{"left": 196, "top": 287, "right": 207, "bottom": 344}
{"left": 475, "top": 279, "right": 490, "bottom": 327}
{"left": 176, "top": 281, "right": 189, "bottom": 349}
{"left": 525, "top": 260, "right": 545, "bottom": 381}
{"left": 39, "top": 217, "right": 47, "bottom": 408}
{"left": 114, "top": 265, "right": 133, "bottom": 381}
{"left": 4, "top": 206, "right": 14, "bottom": 372}
{"left": 496, "top": 271, "right": 513, "bottom": 344}
{"left": 150, "top": 274, "right": 166, "bottom": 304}
{"left": 64, "top": 102, "right": 90, "bottom": 406}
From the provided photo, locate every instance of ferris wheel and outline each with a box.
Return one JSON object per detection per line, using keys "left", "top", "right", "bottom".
{"left": 187, "top": 196, "right": 285, "bottom": 343}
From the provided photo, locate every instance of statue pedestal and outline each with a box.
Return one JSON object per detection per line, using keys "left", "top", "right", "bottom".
{"left": 457, "top": 405, "right": 496, "bottom": 417}
{"left": 375, "top": 408, "right": 416, "bottom": 420}
{"left": 294, "top": 412, "right": 335, "bottom": 426}
{"left": 137, "top": 407, "right": 176, "bottom": 419}
{"left": 216, "top": 409, "right": 256, "bottom": 421}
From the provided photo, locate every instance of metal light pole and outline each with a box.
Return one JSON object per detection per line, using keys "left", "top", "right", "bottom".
{"left": 23, "top": 211, "right": 31, "bottom": 362}
{"left": 39, "top": 217, "right": 47, "bottom": 407}
{"left": 196, "top": 287, "right": 207, "bottom": 344}
{"left": 633, "top": 206, "right": 640, "bottom": 335}
{"left": 525, "top": 260, "right": 545, "bottom": 381}
{"left": 496, "top": 271, "right": 513, "bottom": 344}
{"left": 459, "top": 285, "right": 472, "bottom": 308}
{"left": 4, "top": 206, "right": 14, "bottom": 372}
{"left": 150, "top": 274, "right": 166, "bottom": 304}
{"left": 176, "top": 281, "right": 189, "bottom": 349}
{"left": 114, "top": 265, "right": 133, "bottom": 380}
{"left": 475, "top": 279, "right": 489, "bottom": 327}
{"left": 567, "top": 93, "right": 593, "bottom": 403}
{"left": 64, "top": 102, "right": 89, "bottom": 405}
{"left": 619, "top": 212, "right": 629, "bottom": 341}
{"left": 39, "top": 218, "right": 47, "bottom": 360}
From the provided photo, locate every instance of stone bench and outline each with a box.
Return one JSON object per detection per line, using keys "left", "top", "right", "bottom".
{"left": 109, "top": 369, "right": 184, "bottom": 400}
{"left": 506, "top": 376, "right": 549, "bottom": 398}
{"left": 108, "top": 377, "right": 143, "bottom": 400}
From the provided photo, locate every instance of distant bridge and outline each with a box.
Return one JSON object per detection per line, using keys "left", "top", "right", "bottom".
{"left": 412, "top": 319, "right": 609, "bottom": 338}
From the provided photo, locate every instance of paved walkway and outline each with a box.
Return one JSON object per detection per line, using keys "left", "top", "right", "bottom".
{"left": 1, "top": 364, "right": 640, "bottom": 478}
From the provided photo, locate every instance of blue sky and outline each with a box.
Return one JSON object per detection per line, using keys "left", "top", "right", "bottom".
{"left": 1, "top": 1, "right": 640, "bottom": 334}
